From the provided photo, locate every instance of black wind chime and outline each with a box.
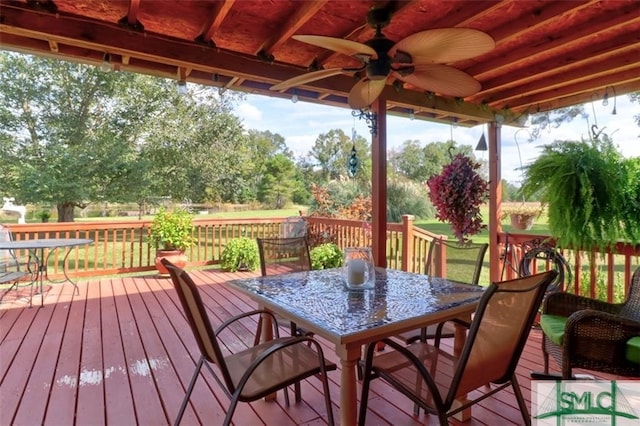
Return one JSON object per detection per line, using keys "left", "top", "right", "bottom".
{"left": 348, "top": 127, "right": 358, "bottom": 177}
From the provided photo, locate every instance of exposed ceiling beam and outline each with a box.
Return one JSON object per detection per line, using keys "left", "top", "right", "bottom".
{"left": 126, "top": 0, "right": 141, "bottom": 27}
{"left": 259, "top": 0, "right": 328, "bottom": 58}
{"left": 482, "top": 47, "right": 639, "bottom": 106}
{"left": 471, "top": 5, "right": 640, "bottom": 80}
{"left": 199, "top": 0, "right": 236, "bottom": 44}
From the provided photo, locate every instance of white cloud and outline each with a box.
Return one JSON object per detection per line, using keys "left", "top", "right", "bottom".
{"left": 235, "top": 102, "right": 263, "bottom": 128}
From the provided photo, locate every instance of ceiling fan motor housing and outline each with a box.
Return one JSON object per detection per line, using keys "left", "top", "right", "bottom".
{"left": 364, "top": 37, "right": 395, "bottom": 80}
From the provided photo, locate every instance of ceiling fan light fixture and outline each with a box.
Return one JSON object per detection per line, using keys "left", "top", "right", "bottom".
{"left": 605, "top": 85, "right": 617, "bottom": 115}
{"left": 100, "top": 53, "right": 111, "bottom": 72}
{"left": 176, "top": 80, "right": 188, "bottom": 95}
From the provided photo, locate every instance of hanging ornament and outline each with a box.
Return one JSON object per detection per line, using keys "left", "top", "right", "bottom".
{"left": 348, "top": 126, "right": 358, "bottom": 177}
{"left": 348, "top": 145, "right": 358, "bottom": 177}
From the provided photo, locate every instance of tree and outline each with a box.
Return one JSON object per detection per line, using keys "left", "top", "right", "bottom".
{"left": 257, "top": 153, "right": 296, "bottom": 208}
{"left": 0, "top": 53, "right": 161, "bottom": 221}
{"left": 245, "top": 130, "right": 294, "bottom": 202}
{"left": 388, "top": 140, "right": 428, "bottom": 181}
{"left": 307, "top": 129, "right": 371, "bottom": 184}
{"left": 389, "top": 140, "right": 474, "bottom": 183}
{"left": 140, "top": 85, "right": 250, "bottom": 204}
{"left": 0, "top": 52, "right": 250, "bottom": 220}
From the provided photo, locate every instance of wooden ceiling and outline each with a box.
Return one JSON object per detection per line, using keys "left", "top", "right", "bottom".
{"left": 1, "top": 0, "right": 639, "bottom": 127}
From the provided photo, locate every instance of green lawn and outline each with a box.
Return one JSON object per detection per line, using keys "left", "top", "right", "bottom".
{"left": 414, "top": 205, "right": 550, "bottom": 244}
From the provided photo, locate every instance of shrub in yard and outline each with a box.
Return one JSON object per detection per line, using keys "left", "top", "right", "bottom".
{"left": 221, "top": 237, "right": 259, "bottom": 272}
{"left": 310, "top": 243, "right": 343, "bottom": 270}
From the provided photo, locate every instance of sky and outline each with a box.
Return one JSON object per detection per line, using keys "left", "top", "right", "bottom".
{"left": 234, "top": 94, "right": 639, "bottom": 184}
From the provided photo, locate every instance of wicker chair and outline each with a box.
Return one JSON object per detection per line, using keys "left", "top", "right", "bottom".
{"left": 163, "top": 259, "right": 335, "bottom": 426}
{"left": 398, "top": 239, "right": 488, "bottom": 345}
{"left": 538, "top": 266, "right": 640, "bottom": 378}
{"left": 359, "top": 271, "right": 557, "bottom": 426}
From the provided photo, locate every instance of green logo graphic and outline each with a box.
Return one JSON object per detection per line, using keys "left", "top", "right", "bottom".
{"left": 533, "top": 380, "right": 640, "bottom": 425}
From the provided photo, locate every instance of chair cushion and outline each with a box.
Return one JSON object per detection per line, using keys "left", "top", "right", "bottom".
{"left": 540, "top": 314, "right": 567, "bottom": 345}
{"left": 626, "top": 337, "right": 640, "bottom": 365}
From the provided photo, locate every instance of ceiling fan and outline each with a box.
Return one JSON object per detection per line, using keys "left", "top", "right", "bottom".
{"left": 270, "top": 7, "right": 495, "bottom": 110}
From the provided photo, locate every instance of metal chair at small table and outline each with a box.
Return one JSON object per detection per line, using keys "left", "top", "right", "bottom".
{"left": 0, "top": 237, "right": 93, "bottom": 307}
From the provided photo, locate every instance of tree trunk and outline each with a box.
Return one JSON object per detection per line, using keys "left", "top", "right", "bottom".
{"left": 57, "top": 203, "right": 75, "bottom": 222}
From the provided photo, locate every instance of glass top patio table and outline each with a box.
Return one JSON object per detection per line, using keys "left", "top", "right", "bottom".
{"left": 228, "top": 267, "right": 485, "bottom": 425}
{"left": 229, "top": 267, "right": 484, "bottom": 340}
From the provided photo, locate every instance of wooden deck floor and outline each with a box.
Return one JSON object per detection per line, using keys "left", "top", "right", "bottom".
{"left": 0, "top": 269, "right": 622, "bottom": 425}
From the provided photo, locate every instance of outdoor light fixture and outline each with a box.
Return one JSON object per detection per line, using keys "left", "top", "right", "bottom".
{"left": 177, "top": 80, "right": 188, "bottom": 95}
{"left": 408, "top": 109, "right": 415, "bottom": 121}
{"left": 291, "top": 89, "right": 299, "bottom": 103}
{"left": 100, "top": 53, "right": 111, "bottom": 72}
{"left": 603, "top": 86, "right": 617, "bottom": 115}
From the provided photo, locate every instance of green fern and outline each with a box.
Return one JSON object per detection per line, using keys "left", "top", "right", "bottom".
{"left": 521, "top": 138, "right": 636, "bottom": 250}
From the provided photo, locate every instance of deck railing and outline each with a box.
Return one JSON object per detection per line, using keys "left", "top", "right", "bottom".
{"left": 5, "top": 216, "right": 638, "bottom": 302}
{"left": 498, "top": 232, "right": 639, "bottom": 303}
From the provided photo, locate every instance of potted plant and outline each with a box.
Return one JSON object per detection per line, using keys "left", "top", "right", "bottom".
{"left": 427, "top": 152, "right": 489, "bottom": 242}
{"left": 521, "top": 138, "right": 639, "bottom": 250}
{"left": 500, "top": 203, "right": 543, "bottom": 230}
{"left": 148, "top": 208, "right": 195, "bottom": 275}
{"left": 220, "top": 237, "right": 259, "bottom": 272}
{"left": 310, "top": 242, "right": 343, "bottom": 270}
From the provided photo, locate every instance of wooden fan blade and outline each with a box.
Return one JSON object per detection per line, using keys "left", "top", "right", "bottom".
{"left": 348, "top": 79, "right": 386, "bottom": 109}
{"left": 395, "top": 64, "right": 481, "bottom": 97}
{"left": 293, "top": 35, "right": 377, "bottom": 59}
{"left": 390, "top": 28, "right": 494, "bottom": 64}
{"left": 270, "top": 68, "right": 346, "bottom": 91}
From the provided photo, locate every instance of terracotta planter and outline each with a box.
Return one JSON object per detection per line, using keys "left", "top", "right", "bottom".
{"left": 155, "top": 249, "right": 187, "bottom": 276}
{"left": 510, "top": 213, "right": 535, "bottom": 231}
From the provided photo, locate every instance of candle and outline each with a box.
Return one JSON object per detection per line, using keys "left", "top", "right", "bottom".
{"left": 347, "top": 259, "right": 366, "bottom": 285}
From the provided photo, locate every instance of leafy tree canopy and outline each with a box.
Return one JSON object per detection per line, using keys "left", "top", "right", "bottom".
{"left": 0, "top": 52, "right": 248, "bottom": 220}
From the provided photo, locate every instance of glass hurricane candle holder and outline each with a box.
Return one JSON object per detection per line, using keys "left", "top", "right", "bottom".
{"left": 343, "top": 247, "right": 375, "bottom": 290}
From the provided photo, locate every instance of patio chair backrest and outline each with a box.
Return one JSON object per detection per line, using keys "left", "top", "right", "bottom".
{"left": 257, "top": 237, "right": 311, "bottom": 276}
{"left": 426, "top": 239, "right": 488, "bottom": 285}
{"left": 282, "top": 216, "right": 307, "bottom": 238}
{"left": 0, "top": 224, "right": 18, "bottom": 270}
{"left": 448, "top": 270, "right": 556, "bottom": 403}
{"left": 163, "top": 259, "right": 235, "bottom": 390}
{"left": 620, "top": 266, "right": 640, "bottom": 321}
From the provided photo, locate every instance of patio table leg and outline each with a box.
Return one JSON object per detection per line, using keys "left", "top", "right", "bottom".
{"left": 336, "top": 343, "right": 362, "bottom": 426}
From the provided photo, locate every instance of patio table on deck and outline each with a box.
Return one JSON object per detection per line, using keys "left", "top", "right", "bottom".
{"left": 0, "top": 238, "right": 92, "bottom": 307}
{"left": 229, "top": 267, "right": 485, "bottom": 425}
